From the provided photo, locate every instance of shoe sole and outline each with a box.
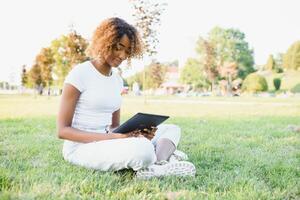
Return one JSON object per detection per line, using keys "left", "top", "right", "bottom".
{"left": 136, "top": 168, "right": 155, "bottom": 179}
{"left": 164, "top": 161, "right": 196, "bottom": 177}
{"left": 136, "top": 161, "right": 196, "bottom": 179}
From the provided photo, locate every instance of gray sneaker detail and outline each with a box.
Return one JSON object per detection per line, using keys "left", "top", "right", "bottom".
{"left": 172, "top": 150, "right": 189, "bottom": 161}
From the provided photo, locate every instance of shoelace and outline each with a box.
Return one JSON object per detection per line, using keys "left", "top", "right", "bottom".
{"left": 154, "top": 160, "right": 168, "bottom": 165}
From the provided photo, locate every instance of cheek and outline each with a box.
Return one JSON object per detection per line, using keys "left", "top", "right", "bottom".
{"left": 105, "top": 54, "right": 114, "bottom": 64}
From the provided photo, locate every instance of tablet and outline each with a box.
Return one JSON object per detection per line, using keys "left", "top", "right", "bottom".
{"left": 112, "top": 112, "right": 169, "bottom": 133}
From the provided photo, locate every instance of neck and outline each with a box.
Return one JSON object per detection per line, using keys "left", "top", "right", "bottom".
{"left": 91, "top": 59, "right": 112, "bottom": 76}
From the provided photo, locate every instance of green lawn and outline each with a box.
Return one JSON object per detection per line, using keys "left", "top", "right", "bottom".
{"left": 0, "top": 94, "right": 299, "bottom": 199}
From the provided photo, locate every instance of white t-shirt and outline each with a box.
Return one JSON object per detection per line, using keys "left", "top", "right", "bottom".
{"left": 62, "top": 61, "right": 123, "bottom": 154}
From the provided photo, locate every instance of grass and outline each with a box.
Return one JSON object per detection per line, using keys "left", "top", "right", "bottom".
{"left": 0, "top": 94, "right": 299, "bottom": 199}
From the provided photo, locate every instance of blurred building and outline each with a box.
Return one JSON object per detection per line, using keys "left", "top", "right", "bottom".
{"left": 159, "top": 64, "right": 185, "bottom": 95}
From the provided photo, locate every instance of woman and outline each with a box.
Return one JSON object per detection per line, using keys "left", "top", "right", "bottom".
{"left": 57, "top": 17, "right": 196, "bottom": 178}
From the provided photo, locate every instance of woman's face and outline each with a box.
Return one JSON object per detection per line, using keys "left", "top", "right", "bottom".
{"left": 106, "top": 34, "right": 131, "bottom": 67}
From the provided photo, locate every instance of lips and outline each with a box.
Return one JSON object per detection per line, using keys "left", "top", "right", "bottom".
{"left": 115, "top": 58, "right": 122, "bottom": 63}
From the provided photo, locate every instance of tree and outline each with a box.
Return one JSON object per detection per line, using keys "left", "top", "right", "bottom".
{"left": 180, "top": 58, "right": 209, "bottom": 90}
{"left": 283, "top": 41, "right": 300, "bottom": 70}
{"left": 207, "top": 27, "right": 255, "bottom": 79}
{"left": 36, "top": 48, "right": 54, "bottom": 88}
{"left": 265, "top": 55, "right": 275, "bottom": 71}
{"left": 126, "top": 71, "right": 144, "bottom": 89}
{"left": 130, "top": 0, "right": 165, "bottom": 57}
{"left": 50, "top": 31, "right": 88, "bottom": 88}
{"left": 196, "top": 38, "right": 218, "bottom": 91}
{"left": 126, "top": 61, "right": 166, "bottom": 90}
{"left": 28, "top": 63, "right": 42, "bottom": 91}
{"left": 144, "top": 62, "right": 166, "bottom": 89}
{"left": 130, "top": 0, "right": 165, "bottom": 97}
{"left": 274, "top": 53, "right": 284, "bottom": 73}
{"left": 21, "top": 65, "right": 28, "bottom": 87}
{"left": 218, "top": 62, "right": 238, "bottom": 95}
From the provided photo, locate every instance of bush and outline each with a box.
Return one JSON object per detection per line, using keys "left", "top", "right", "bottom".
{"left": 242, "top": 73, "right": 268, "bottom": 92}
{"left": 274, "top": 67, "right": 283, "bottom": 73}
{"left": 273, "top": 78, "right": 281, "bottom": 91}
{"left": 291, "top": 83, "right": 300, "bottom": 93}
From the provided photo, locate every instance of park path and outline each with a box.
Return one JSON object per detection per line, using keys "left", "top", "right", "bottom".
{"left": 128, "top": 98, "right": 299, "bottom": 106}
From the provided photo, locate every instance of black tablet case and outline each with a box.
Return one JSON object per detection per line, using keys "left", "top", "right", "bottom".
{"left": 112, "top": 113, "right": 169, "bottom": 133}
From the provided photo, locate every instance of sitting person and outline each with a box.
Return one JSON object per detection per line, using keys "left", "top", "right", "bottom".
{"left": 57, "top": 17, "right": 196, "bottom": 178}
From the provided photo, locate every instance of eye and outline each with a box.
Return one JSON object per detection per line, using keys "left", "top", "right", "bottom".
{"left": 115, "top": 44, "right": 122, "bottom": 51}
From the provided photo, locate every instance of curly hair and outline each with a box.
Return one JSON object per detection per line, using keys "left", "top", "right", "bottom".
{"left": 86, "top": 17, "right": 144, "bottom": 63}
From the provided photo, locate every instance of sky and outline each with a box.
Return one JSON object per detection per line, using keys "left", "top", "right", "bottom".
{"left": 0, "top": 0, "right": 299, "bottom": 84}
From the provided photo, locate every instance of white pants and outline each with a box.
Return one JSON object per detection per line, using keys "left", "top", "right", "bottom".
{"left": 63, "top": 124, "right": 181, "bottom": 171}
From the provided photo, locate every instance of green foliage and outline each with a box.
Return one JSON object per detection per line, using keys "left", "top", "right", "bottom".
{"left": 50, "top": 32, "right": 88, "bottom": 87}
{"left": 126, "top": 62, "right": 166, "bottom": 90}
{"left": 28, "top": 64, "right": 42, "bottom": 88}
{"left": 273, "top": 78, "right": 281, "bottom": 91}
{"left": 24, "top": 31, "right": 88, "bottom": 90}
{"left": 0, "top": 82, "right": 9, "bottom": 89}
{"left": 180, "top": 58, "right": 209, "bottom": 90}
{"left": 37, "top": 48, "right": 54, "bottom": 87}
{"left": 283, "top": 41, "right": 300, "bottom": 70}
{"left": 144, "top": 62, "right": 167, "bottom": 89}
{"left": 27, "top": 47, "right": 55, "bottom": 91}
{"left": 265, "top": 55, "right": 275, "bottom": 71}
{"left": 196, "top": 38, "right": 218, "bottom": 89}
{"left": 207, "top": 27, "right": 255, "bottom": 79}
{"left": 291, "top": 83, "right": 300, "bottom": 93}
{"left": 274, "top": 53, "right": 284, "bottom": 73}
{"left": 242, "top": 73, "right": 268, "bottom": 92}
{"left": 130, "top": 0, "right": 165, "bottom": 57}
{"left": 126, "top": 71, "right": 144, "bottom": 89}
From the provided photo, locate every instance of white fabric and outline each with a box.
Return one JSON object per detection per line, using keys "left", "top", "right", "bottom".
{"left": 63, "top": 124, "right": 181, "bottom": 171}
{"left": 63, "top": 61, "right": 123, "bottom": 154}
{"left": 61, "top": 61, "right": 182, "bottom": 171}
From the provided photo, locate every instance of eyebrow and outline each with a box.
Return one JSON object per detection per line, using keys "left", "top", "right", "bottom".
{"left": 118, "top": 43, "right": 131, "bottom": 52}
{"left": 118, "top": 43, "right": 126, "bottom": 47}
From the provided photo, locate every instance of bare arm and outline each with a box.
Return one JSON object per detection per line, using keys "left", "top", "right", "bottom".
{"left": 109, "top": 109, "right": 120, "bottom": 132}
{"left": 57, "top": 84, "right": 127, "bottom": 143}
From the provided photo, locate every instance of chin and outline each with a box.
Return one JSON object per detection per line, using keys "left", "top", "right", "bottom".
{"left": 111, "top": 64, "right": 120, "bottom": 68}
{"left": 113, "top": 61, "right": 122, "bottom": 67}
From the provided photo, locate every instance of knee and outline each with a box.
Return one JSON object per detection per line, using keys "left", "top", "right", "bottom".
{"left": 157, "top": 124, "right": 181, "bottom": 147}
{"left": 131, "top": 138, "right": 156, "bottom": 166}
{"left": 167, "top": 124, "right": 181, "bottom": 138}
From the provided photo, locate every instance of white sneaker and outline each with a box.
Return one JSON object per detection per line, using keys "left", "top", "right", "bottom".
{"left": 136, "top": 160, "right": 196, "bottom": 179}
{"left": 169, "top": 150, "right": 189, "bottom": 162}
{"left": 287, "top": 125, "right": 300, "bottom": 132}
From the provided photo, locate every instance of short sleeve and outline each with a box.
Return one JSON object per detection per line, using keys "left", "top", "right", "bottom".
{"left": 64, "top": 65, "right": 85, "bottom": 92}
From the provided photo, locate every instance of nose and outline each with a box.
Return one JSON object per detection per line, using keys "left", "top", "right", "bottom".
{"left": 119, "top": 50, "right": 127, "bottom": 60}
